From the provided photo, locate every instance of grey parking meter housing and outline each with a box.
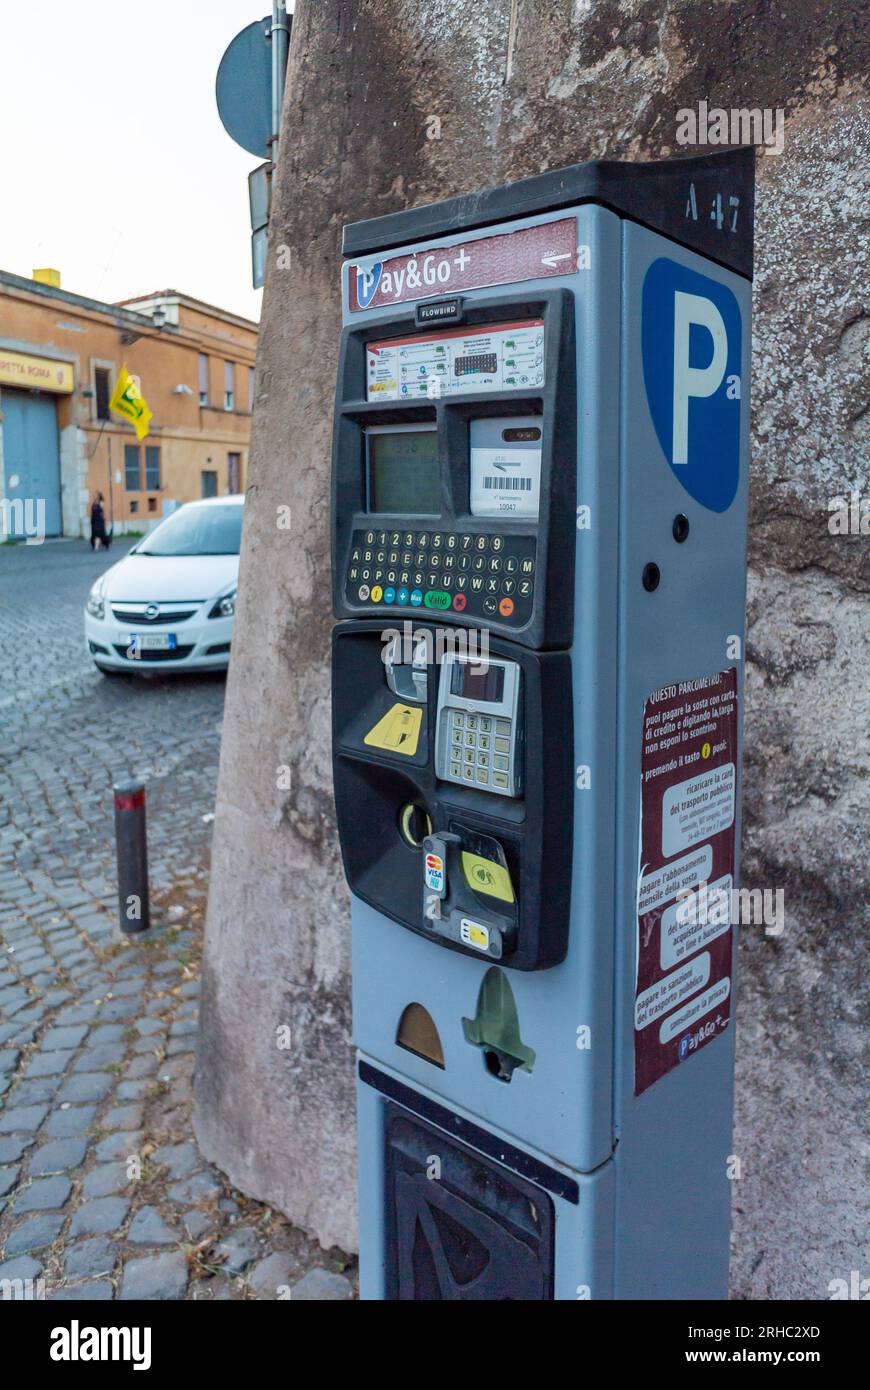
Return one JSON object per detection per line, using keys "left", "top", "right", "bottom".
{"left": 331, "top": 148, "right": 754, "bottom": 1300}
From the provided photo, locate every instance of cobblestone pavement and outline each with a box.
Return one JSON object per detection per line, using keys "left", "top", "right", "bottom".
{"left": 0, "top": 539, "right": 355, "bottom": 1300}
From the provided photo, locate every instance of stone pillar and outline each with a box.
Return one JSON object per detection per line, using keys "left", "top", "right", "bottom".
{"left": 195, "top": 0, "right": 869, "bottom": 1284}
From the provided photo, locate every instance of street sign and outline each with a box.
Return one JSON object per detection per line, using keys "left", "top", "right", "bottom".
{"left": 252, "top": 226, "right": 268, "bottom": 290}
{"left": 215, "top": 17, "right": 273, "bottom": 159}
{"left": 249, "top": 162, "right": 272, "bottom": 289}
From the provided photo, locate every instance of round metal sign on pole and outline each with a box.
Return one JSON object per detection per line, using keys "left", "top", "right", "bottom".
{"left": 215, "top": 16, "right": 273, "bottom": 159}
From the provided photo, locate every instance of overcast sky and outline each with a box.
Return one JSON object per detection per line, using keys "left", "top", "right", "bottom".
{"left": 0, "top": 2, "right": 291, "bottom": 322}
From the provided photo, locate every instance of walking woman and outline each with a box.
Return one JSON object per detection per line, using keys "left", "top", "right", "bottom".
{"left": 90, "top": 491, "right": 111, "bottom": 551}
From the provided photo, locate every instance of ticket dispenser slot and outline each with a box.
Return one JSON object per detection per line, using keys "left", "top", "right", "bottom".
{"left": 384, "top": 630, "right": 428, "bottom": 704}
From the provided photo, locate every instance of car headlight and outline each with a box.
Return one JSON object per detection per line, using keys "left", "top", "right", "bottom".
{"left": 86, "top": 580, "right": 106, "bottom": 620}
{"left": 208, "top": 589, "right": 236, "bottom": 619}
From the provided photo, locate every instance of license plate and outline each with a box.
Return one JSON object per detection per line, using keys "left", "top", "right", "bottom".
{"left": 129, "top": 633, "right": 177, "bottom": 651}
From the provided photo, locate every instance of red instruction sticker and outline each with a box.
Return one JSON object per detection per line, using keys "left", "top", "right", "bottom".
{"left": 635, "top": 668, "right": 739, "bottom": 1096}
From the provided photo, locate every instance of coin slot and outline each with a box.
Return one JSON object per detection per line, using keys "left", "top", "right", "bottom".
{"left": 399, "top": 801, "right": 432, "bottom": 848}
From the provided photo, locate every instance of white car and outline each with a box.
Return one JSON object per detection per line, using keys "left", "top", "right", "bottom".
{"left": 84, "top": 495, "right": 244, "bottom": 675}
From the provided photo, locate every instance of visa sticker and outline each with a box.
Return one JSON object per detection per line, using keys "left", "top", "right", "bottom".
{"left": 425, "top": 853, "right": 444, "bottom": 893}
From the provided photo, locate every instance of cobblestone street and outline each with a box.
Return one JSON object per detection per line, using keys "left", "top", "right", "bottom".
{"left": 0, "top": 539, "right": 354, "bottom": 1300}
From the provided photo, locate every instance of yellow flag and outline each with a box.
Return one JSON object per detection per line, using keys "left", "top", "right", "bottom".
{"left": 109, "top": 365, "right": 152, "bottom": 440}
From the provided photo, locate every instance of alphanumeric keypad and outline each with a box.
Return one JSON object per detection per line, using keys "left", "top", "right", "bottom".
{"left": 345, "top": 527, "right": 536, "bottom": 625}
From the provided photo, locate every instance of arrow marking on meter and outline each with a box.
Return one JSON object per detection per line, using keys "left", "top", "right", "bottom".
{"left": 541, "top": 252, "right": 572, "bottom": 268}
{"left": 363, "top": 703, "right": 423, "bottom": 756}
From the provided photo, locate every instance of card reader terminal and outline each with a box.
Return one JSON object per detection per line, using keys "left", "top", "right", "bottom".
{"left": 435, "top": 653, "right": 522, "bottom": 797}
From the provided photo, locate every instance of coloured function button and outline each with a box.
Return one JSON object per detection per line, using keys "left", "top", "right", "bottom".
{"left": 397, "top": 587, "right": 409, "bottom": 605}
{"left": 370, "top": 585, "right": 383, "bottom": 603}
{"left": 410, "top": 589, "right": 423, "bottom": 607}
{"left": 452, "top": 593, "right": 467, "bottom": 612}
{"left": 358, "top": 584, "right": 370, "bottom": 601}
{"left": 383, "top": 587, "right": 396, "bottom": 604}
{"left": 424, "top": 590, "right": 451, "bottom": 610}
{"left": 499, "top": 597, "right": 514, "bottom": 617}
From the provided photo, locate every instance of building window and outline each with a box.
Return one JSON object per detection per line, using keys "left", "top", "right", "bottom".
{"left": 147, "top": 497, "right": 157, "bottom": 512}
{"left": 124, "top": 444, "right": 140, "bottom": 491}
{"left": 201, "top": 470, "right": 218, "bottom": 499}
{"left": 248, "top": 366, "right": 256, "bottom": 412}
{"left": 224, "top": 361, "right": 235, "bottom": 411}
{"left": 198, "top": 354, "right": 209, "bottom": 406}
{"left": 130, "top": 499, "right": 139, "bottom": 514}
{"left": 228, "top": 452, "right": 241, "bottom": 494}
{"left": 145, "top": 446, "right": 161, "bottom": 490}
{"left": 95, "top": 367, "right": 112, "bottom": 421}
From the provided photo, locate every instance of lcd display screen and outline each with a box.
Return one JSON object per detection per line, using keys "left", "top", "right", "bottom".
{"left": 450, "top": 661, "right": 505, "bottom": 704}
{"left": 368, "top": 429, "right": 440, "bottom": 515}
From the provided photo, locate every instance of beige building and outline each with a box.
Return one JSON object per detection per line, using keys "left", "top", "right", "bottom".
{"left": 0, "top": 269, "right": 257, "bottom": 540}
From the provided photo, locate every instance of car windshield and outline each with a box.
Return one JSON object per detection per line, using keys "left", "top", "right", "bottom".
{"left": 137, "top": 505, "right": 243, "bottom": 557}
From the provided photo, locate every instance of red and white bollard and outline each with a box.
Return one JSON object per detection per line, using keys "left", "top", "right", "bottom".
{"left": 113, "top": 779, "right": 150, "bottom": 934}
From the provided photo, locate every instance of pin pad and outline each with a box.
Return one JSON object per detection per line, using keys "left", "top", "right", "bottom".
{"left": 435, "top": 654, "right": 522, "bottom": 798}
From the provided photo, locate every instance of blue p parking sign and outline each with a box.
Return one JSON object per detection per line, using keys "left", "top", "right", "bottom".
{"left": 642, "top": 258, "right": 743, "bottom": 513}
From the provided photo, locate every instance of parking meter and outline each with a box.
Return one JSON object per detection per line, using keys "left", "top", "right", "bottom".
{"left": 331, "top": 148, "right": 754, "bottom": 1299}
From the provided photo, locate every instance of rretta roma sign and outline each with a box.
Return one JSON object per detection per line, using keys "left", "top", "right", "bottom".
{"left": 0, "top": 350, "right": 74, "bottom": 393}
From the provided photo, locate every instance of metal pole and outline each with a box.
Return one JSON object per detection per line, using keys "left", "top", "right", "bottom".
{"left": 114, "top": 779, "right": 150, "bottom": 933}
{"left": 107, "top": 433, "right": 114, "bottom": 535}
{"left": 271, "top": 1, "right": 289, "bottom": 145}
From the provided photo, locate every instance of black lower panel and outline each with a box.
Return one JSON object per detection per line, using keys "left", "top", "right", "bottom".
{"left": 385, "top": 1105, "right": 554, "bottom": 1300}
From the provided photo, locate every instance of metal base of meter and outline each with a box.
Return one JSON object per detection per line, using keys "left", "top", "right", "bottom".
{"left": 356, "top": 1057, "right": 616, "bottom": 1302}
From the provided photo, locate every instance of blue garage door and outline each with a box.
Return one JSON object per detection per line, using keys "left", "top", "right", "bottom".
{"left": 2, "top": 388, "right": 62, "bottom": 538}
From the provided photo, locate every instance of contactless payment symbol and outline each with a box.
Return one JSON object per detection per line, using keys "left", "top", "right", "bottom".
{"left": 425, "top": 853, "right": 444, "bottom": 893}
{"left": 642, "top": 258, "right": 743, "bottom": 513}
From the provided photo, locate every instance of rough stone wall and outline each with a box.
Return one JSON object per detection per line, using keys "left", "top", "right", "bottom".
{"left": 195, "top": 0, "right": 869, "bottom": 1290}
